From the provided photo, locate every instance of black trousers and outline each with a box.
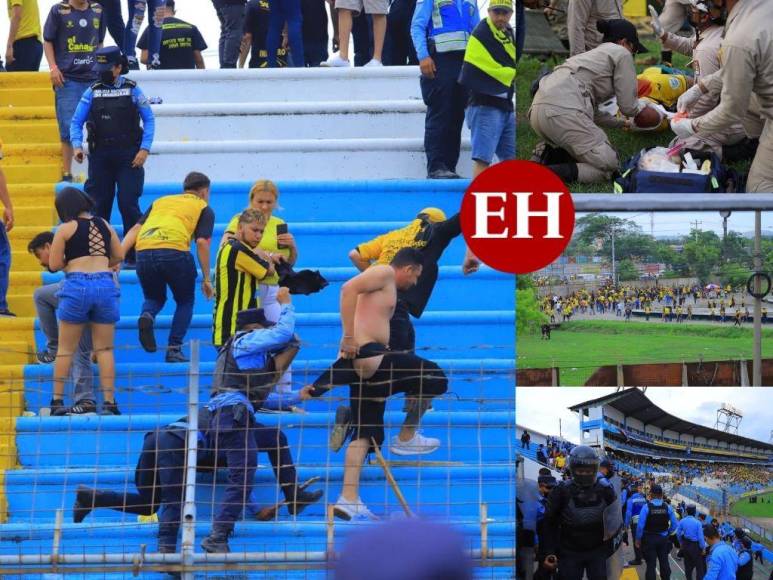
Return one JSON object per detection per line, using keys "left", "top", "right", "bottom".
{"left": 642, "top": 533, "right": 672, "bottom": 580}
{"left": 681, "top": 539, "right": 706, "bottom": 580}
{"left": 558, "top": 545, "right": 607, "bottom": 580}
{"left": 420, "top": 51, "right": 467, "bottom": 174}
{"left": 383, "top": 0, "right": 418, "bottom": 65}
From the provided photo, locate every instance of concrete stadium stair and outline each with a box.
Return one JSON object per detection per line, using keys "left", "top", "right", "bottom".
{"left": 69, "top": 68, "right": 473, "bottom": 181}
{"left": 0, "top": 69, "right": 514, "bottom": 577}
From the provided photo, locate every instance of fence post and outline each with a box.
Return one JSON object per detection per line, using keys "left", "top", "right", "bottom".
{"left": 181, "top": 340, "right": 201, "bottom": 580}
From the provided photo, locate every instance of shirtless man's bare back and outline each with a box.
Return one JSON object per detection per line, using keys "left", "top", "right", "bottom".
{"left": 301, "top": 248, "right": 449, "bottom": 520}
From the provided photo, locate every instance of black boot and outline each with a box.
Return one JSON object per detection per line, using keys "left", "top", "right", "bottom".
{"left": 50, "top": 399, "right": 66, "bottom": 416}
{"left": 286, "top": 487, "right": 324, "bottom": 516}
{"left": 201, "top": 527, "right": 231, "bottom": 553}
{"left": 73, "top": 485, "right": 96, "bottom": 523}
{"left": 547, "top": 162, "right": 579, "bottom": 184}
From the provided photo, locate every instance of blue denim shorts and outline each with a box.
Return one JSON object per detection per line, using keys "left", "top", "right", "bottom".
{"left": 56, "top": 272, "right": 121, "bottom": 324}
{"left": 54, "top": 79, "right": 92, "bottom": 142}
{"left": 466, "top": 105, "right": 516, "bottom": 165}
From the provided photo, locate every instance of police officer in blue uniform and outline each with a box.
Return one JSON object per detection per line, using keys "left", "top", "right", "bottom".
{"left": 676, "top": 504, "right": 707, "bottom": 579}
{"left": 736, "top": 536, "right": 754, "bottom": 580}
{"left": 704, "top": 524, "right": 739, "bottom": 580}
{"left": 70, "top": 46, "right": 155, "bottom": 265}
{"left": 71, "top": 409, "right": 214, "bottom": 553}
{"left": 625, "top": 481, "right": 647, "bottom": 565}
{"left": 636, "top": 484, "right": 679, "bottom": 580}
{"left": 201, "top": 290, "right": 321, "bottom": 553}
{"left": 410, "top": 0, "right": 479, "bottom": 179}
{"left": 542, "top": 445, "right": 619, "bottom": 580}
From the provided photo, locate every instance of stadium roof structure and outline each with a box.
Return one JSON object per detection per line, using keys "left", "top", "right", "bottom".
{"left": 569, "top": 388, "right": 773, "bottom": 451}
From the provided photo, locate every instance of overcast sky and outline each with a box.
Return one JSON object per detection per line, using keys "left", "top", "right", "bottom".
{"left": 582, "top": 212, "right": 773, "bottom": 239}
{"left": 516, "top": 388, "right": 773, "bottom": 445}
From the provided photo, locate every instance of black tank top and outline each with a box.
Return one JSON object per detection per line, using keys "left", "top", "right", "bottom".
{"left": 64, "top": 217, "right": 112, "bottom": 263}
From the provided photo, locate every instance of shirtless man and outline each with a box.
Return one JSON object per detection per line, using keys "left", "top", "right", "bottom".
{"left": 300, "top": 247, "right": 449, "bottom": 521}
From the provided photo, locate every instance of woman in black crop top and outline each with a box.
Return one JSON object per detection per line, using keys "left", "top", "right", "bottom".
{"left": 48, "top": 187, "right": 124, "bottom": 415}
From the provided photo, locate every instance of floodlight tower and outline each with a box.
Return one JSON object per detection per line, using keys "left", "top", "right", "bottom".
{"left": 714, "top": 403, "right": 743, "bottom": 434}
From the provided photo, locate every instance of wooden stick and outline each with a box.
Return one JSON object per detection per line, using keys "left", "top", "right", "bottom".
{"left": 480, "top": 503, "right": 489, "bottom": 561}
{"left": 371, "top": 437, "right": 414, "bottom": 518}
{"left": 326, "top": 504, "right": 335, "bottom": 556}
{"left": 253, "top": 476, "right": 321, "bottom": 521}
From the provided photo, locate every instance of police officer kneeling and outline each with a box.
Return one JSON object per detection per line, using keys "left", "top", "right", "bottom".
{"left": 542, "top": 445, "right": 622, "bottom": 580}
{"left": 636, "top": 484, "right": 679, "bottom": 580}
{"left": 70, "top": 46, "right": 155, "bottom": 265}
{"left": 201, "top": 288, "right": 321, "bottom": 553}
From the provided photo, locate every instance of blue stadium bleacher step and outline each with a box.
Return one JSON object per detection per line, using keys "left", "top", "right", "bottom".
{"left": 4, "top": 463, "right": 515, "bottom": 523}
{"left": 15, "top": 411, "right": 516, "bottom": 468}
{"left": 39, "top": 266, "right": 514, "bottom": 314}
{"left": 23, "top": 358, "right": 515, "bottom": 414}
{"left": 60, "top": 180, "right": 471, "bottom": 223}
{"left": 28, "top": 310, "right": 514, "bottom": 363}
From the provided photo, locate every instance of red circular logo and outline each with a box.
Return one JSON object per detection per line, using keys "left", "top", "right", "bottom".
{"left": 460, "top": 161, "right": 575, "bottom": 274}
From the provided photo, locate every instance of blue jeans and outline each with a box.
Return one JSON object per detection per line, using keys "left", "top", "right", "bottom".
{"left": 267, "top": 0, "right": 305, "bottom": 67}
{"left": 6, "top": 37, "right": 43, "bottom": 71}
{"left": 34, "top": 282, "right": 95, "bottom": 402}
{"left": 125, "top": 0, "right": 162, "bottom": 67}
{"left": 215, "top": 3, "right": 245, "bottom": 68}
{"left": 466, "top": 105, "right": 516, "bottom": 164}
{"left": 84, "top": 148, "right": 144, "bottom": 262}
{"left": 55, "top": 79, "right": 92, "bottom": 142}
{"left": 136, "top": 249, "right": 197, "bottom": 348}
{"left": 56, "top": 272, "right": 121, "bottom": 325}
{"left": 0, "top": 222, "right": 9, "bottom": 310}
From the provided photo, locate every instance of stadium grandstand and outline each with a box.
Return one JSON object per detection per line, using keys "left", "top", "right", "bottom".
{"left": 516, "top": 388, "right": 773, "bottom": 579}
{"left": 0, "top": 67, "right": 515, "bottom": 578}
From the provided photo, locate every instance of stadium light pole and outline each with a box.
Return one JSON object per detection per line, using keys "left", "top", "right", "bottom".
{"left": 753, "top": 211, "right": 762, "bottom": 386}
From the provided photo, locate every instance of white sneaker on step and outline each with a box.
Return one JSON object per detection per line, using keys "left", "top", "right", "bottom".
{"left": 333, "top": 496, "right": 378, "bottom": 521}
{"left": 364, "top": 58, "right": 383, "bottom": 67}
{"left": 321, "top": 54, "right": 351, "bottom": 67}
{"left": 390, "top": 431, "right": 441, "bottom": 456}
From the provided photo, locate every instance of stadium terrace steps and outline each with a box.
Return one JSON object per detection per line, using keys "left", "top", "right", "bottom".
{"left": 65, "top": 68, "right": 472, "bottom": 180}
{"left": 14, "top": 412, "right": 516, "bottom": 469}
{"left": 0, "top": 69, "right": 514, "bottom": 572}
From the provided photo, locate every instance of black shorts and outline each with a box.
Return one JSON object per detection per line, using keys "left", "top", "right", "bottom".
{"left": 313, "top": 343, "right": 448, "bottom": 447}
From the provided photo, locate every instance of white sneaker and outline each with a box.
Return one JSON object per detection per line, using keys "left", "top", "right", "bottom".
{"left": 321, "top": 54, "right": 351, "bottom": 67}
{"left": 389, "top": 431, "right": 441, "bottom": 456}
{"left": 333, "top": 496, "right": 378, "bottom": 521}
{"left": 364, "top": 58, "right": 383, "bottom": 67}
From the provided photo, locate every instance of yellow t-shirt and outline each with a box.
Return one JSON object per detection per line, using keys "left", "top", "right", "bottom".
{"left": 555, "top": 456, "right": 566, "bottom": 469}
{"left": 226, "top": 213, "right": 289, "bottom": 286}
{"left": 356, "top": 219, "right": 428, "bottom": 265}
{"left": 8, "top": 0, "right": 42, "bottom": 42}
{"left": 137, "top": 194, "right": 211, "bottom": 252}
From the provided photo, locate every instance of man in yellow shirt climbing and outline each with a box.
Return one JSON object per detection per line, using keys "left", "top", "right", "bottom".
{"left": 121, "top": 171, "right": 214, "bottom": 362}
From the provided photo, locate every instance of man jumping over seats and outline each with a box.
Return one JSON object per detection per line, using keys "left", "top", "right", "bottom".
{"left": 300, "top": 247, "right": 449, "bottom": 521}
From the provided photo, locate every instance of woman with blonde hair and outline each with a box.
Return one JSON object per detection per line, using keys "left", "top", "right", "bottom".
{"left": 221, "top": 179, "right": 298, "bottom": 392}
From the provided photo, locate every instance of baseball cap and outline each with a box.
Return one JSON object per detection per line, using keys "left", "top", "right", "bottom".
{"left": 417, "top": 207, "right": 447, "bottom": 223}
{"left": 94, "top": 46, "right": 124, "bottom": 72}
{"left": 597, "top": 19, "right": 648, "bottom": 54}
{"left": 489, "top": 0, "right": 514, "bottom": 11}
{"left": 236, "top": 308, "right": 275, "bottom": 330}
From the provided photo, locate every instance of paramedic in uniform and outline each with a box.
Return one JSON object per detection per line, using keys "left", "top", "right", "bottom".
{"left": 528, "top": 19, "right": 648, "bottom": 184}
{"left": 671, "top": 0, "right": 773, "bottom": 192}
{"left": 567, "top": 0, "right": 622, "bottom": 56}
{"left": 651, "top": 0, "right": 745, "bottom": 157}
{"left": 650, "top": 0, "right": 693, "bottom": 63}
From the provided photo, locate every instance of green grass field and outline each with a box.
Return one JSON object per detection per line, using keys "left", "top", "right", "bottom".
{"left": 731, "top": 493, "right": 773, "bottom": 519}
{"left": 517, "top": 320, "right": 773, "bottom": 384}
{"left": 516, "top": 38, "right": 750, "bottom": 192}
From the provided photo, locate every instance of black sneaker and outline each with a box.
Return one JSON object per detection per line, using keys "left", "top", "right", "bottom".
{"left": 36, "top": 351, "right": 56, "bottom": 364}
{"left": 73, "top": 485, "right": 95, "bottom": 523}
{"left": 49, "top": 398, "right": 65, "bottom": 415}
{"left": 201, "top": 532, "right": 230, "bottom": 553}
{"left": 287, "top": 488, "right": 323, "bottom": 516}
{"left": 0, "top": 309, "right": 16, "bottom": 317}
{"left": 61, "top": 173, "right": 73, "bottom": 183}
{"left": 165, "top": 348, "right": 189, "bottom": 363}
{"left": 138, "top": 313, "right": 157, "bottom": 353}
{"left": 329, "top": 406, "right": 352, "bottom": 452}
{"left": 427, "top": 168, "right": 460, "bottom": 179}
{"left": 68, "top": 400, "right": 97, "bottom": 415}
{"left": 102, "top": 401, "right": 121, "bottom": 415}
